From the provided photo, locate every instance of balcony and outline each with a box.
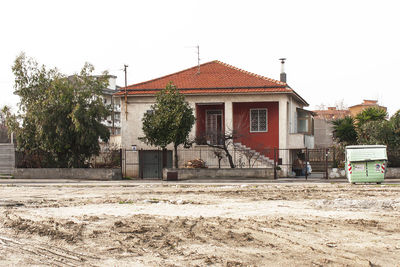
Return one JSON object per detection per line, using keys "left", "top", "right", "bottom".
{"left": 288, "top": 108, "right": 315, "bottom": 149}
{"left": 113, "top": 105, "right": 121, "bottom": 112}
{"left": 289, "top": 133, "right": 314, "bottom": 149}
{"left": 103, "top": 120, "right": 121, "bottom": 127}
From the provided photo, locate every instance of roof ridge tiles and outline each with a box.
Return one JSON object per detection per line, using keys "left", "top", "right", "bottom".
{"left": 214, "top": 60, "right": 286, "bottom": 86}
{"left": 124, "top": 60, "right": 217, "bottom": 90}
{"left": 123, "top": 60, "right": 287, "bottom": 90}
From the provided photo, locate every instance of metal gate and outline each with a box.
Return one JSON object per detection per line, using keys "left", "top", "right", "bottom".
{"left": 274, "top": 148, "right": 330, "bottom": 179}
{"left": 122, "top": 149, "right": 173, "bottom": 179}
{"left": 139, "top": 150, "right": 172, "bottom": 178}
{"left": 0, "top": 144, "right": 15, "bottom": 177}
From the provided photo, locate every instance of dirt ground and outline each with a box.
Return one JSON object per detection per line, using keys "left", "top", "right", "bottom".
{"left": 1, "top": 182, "right": 400, "bottom": 266}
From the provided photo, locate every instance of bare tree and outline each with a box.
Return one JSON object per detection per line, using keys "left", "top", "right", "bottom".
{"left": 315, "top": 103, "right": 326, "bottom": 110}
{"left": 211, "top": 148, "right": 225, "bottom": 168}
{"left": 194, "top": 117, "right": 249, "bottom": 168}
{"left": 334, "top": 99, "right": 348, "bottom": 110}
{"left": 195, "top": 128, "right": 237, "bottom": 168}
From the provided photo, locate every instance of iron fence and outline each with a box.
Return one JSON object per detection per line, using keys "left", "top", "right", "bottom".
{"left": 388, "top": 148, "right": 400, "bottom": 167}
{"left": 177, "top": 146, "right": 274, "bottom": 169}
{"left": 272, "top": 148, "right": 330, "bottom": 179}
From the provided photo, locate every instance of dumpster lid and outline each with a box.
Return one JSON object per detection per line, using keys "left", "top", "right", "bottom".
{"left": 346, "top": 145, "right": 387, "bottom": 161}
{"left": 346, "top": 145, "right": 387, "bottom": 149}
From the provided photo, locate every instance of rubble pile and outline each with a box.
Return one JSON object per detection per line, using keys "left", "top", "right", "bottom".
{"left": 185, "top": 159, "right": 207, "bottom": 168}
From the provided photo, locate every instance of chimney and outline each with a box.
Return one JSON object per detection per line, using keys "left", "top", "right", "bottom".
{"left": 279, "top": 58, "right": 287, "bottom": 83}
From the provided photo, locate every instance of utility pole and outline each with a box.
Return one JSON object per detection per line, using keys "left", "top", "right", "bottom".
{"left": 124, "top": 64, "right": 128, "bottom": 120}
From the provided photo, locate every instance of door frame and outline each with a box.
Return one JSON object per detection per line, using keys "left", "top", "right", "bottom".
{"left": 205, "top": 109, "right": 223, "bottom": 145}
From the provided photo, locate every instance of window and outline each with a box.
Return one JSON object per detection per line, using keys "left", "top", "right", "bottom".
{"left": 250, "top": 109, "right": 267, "bottom": 132}
{"left": 296, "top": 108, "right": 314, "bottom": 135}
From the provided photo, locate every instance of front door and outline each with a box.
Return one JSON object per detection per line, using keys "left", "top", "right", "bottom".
{"left": 206, "top": 110, "right": 223, "bottom": 145}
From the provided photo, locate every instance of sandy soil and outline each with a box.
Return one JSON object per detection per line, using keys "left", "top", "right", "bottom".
{"left": 1, "top": 182, "right": 400, "bottom": 266}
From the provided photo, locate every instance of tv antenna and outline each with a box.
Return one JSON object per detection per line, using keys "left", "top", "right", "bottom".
{"left": 185, "top": 45, "right": 201, "bottom": 74}
{"left": 196, "top": 45, "right": 200, "bottom": 74}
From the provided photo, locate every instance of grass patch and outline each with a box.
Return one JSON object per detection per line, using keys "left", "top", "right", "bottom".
{"left": 149, "top": 198, "right": 159, "bottom": 203}
{"left": 118, "top": 200, "right": 134, "bottom": 204}
{"left": 0, "top": 174, "right": 14, "bottom": 179}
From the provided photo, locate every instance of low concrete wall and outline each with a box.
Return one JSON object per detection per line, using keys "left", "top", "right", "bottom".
{"left": 386, "top": 168, "right": 400, "bottom": 178}
{"left": 327, "top": 167, "right": 400, "bottom": 179}
{"left": 13, "top": 168, "right": 122, "bottom": 180}
{"left": 328, "top": 168, "right": 346, "bottom": 178}
{"left": 163, "top": 168, "right": 274, "bottom": 180}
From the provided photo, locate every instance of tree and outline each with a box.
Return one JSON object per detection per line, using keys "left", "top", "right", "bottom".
{"left": 355, "top": 107, "right": 387, "bottom": 128}
{"left": 0, "top": 106, "right": 11, "bottom": 143}
{"left": 140, "top": 83, "right": 195, "bottom": 168}
{"left": 355, "top": 107, "right": 388, "bottom": 145}
{"left": 357, "top": 120, "right": 391, "bottom": 145}
{"left": 331, "top": 116, "right": 357, "bottom": 145}
{"left": 4, "top": 53, "right": 110, "bottom": 167}
{"left": 195, "top": 118, "right": 253, "bottom": 169}
{"left": 195, "top": 129, "right": 237, "bottom": 168}
{"left": 358, "top": 109, "right": 400, "bottom": 147}
{"left": 388, "top": 110, "right": 400, "bottom": 148}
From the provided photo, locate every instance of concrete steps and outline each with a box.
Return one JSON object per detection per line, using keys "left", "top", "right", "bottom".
{"left": 233, "top": 143, "right": 274, "bottom": 167}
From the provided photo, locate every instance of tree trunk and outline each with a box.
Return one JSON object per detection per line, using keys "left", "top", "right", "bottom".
{"left": 223, "top": 145, "right": 235, "bottom": 168}
{"left": 226, "top": 152, "right": 235, "bottom": 168}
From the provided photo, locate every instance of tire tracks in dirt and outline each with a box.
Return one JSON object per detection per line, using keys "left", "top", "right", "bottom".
{"left": 0, "top": 235, "right": 99, "bottom": 266}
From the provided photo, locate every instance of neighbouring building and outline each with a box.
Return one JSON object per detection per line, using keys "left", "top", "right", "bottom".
{"left": 348, "top": 99, "right": 387, "bottom": 117}
{"left": 100, "top": 75, "right": 121, "bottom": 136}
{"left": 313, "top": 100, "right": 387, "bottom": 148}
{"left": 115, "top": 60, "right": 315, "bottom": 178}
{"left": 312, "top": 107, "right": 350, "bottom": 148}
{"left": 68, "top": 74, "right": 122, "bottom": 139}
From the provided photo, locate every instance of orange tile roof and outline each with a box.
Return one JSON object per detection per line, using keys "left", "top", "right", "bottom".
{"left": 313, "top": 108, "right": 350, "bottom": 120}
{"left": 115, "top": 60, "right": 293, "bottom": 95}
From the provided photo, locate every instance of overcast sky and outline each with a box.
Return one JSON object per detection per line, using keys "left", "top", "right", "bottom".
{"left": 1, "top": 0, "right": 399, "bottom": 115}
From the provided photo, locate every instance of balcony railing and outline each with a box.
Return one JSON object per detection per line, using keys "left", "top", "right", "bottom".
{"left": 113, "top": 105, "right": 121, "bottom": 112}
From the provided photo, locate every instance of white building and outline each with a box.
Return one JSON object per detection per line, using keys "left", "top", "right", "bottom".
{"left": 115, "top": 60, "right": 314, "bottom": 178}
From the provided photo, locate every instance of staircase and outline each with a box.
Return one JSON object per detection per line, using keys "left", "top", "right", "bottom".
{"left": 233, "top": 143, "right": 274, "bottom": 167}
{"left": 0, "top": 144, "right": 15, "bottom": 178}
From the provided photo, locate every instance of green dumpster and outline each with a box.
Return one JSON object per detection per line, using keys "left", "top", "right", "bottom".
{"left": 345, "top": 145, "right": 387, "bottom": 184}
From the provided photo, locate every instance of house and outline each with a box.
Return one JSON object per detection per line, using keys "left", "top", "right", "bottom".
{"left": 348, "top": 100, "right": 387, "bottom": 117}
{"left": 313, "top": 100, "right": 387, "bottom": 148}
{"left": 115, "top": 60, "right": 314, "bottom": 177}
{"left": 312, "top": 107, "right": 350, "bottom": 148}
